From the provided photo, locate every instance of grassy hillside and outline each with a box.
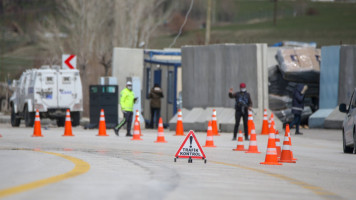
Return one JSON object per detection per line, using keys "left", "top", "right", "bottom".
{"left": 150, "top": 1, "right": 356, "bottom": 48}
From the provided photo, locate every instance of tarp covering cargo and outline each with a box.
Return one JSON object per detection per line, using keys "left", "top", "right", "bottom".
{"left": 277, "top": 47, "right": 321, "bottom": 83}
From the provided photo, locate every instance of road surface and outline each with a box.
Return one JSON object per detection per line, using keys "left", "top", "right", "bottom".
{"left": 0, "top": 124, "right": 354, "bottom": 200}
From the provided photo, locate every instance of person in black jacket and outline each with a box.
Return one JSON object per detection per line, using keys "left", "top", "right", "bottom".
{"left": 229, "top": 83, "right": 252, "bottom": 141}
{"left": 148, "top": 83, "right": 164, "bottom": 129}
{"left": 289, "top": 83, "right": 308, "bottom": 135}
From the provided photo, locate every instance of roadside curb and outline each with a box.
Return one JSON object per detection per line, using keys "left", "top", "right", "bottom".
{"left": 0, "top": 113, "right": 89, "bottom": 127}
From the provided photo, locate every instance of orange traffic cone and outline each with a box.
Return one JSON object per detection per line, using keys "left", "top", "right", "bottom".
{"left": 97, "top": 109, "right": 108, "bottom": 136}
{"left": 203, "top": 121, "right": 216, "bottom": 147}
{"left": 211, "top": 109, "right": 220, "bottom": 136}
{"left": 233, "top": 131, "right": 246, "bottom": 151}
{"left": 32, "top": 109, "right": 43, "bottom": 137}
{"left": 247, "top": 110, "right": 253, "bottom": 136}
{"left": 261, "top": 109, "right": 269, "bottom": 135}
{"left": 135, "top": 110, "right": 142, "bottom": 136}
{"left": 155, "top": 117, "right": 167, "bottom": 143}
{"left": 131, "top": 119, "right": 143, "bottom": 140}
{"left": 270, "top": 113, "right": 275, "bottom": 129}
{"left": 260, "top": 125, "right": 282, "bottom": 165}
{"left": 275, "top": 130, "right": 281, "bottom": 157}
{"left": 246, "top": 122, "right": 261, "bottom": 153}
{"left": 63, "top": 109, "right": 74, "bottom": 136}
{"left": 175, "top": 109, "right": 185, "bottom": 136}
{"left": 279, "top": 125, "right": 296, "bottom": 163}
{"left": 286, "top": 124, "right": 297, "bottom": 161}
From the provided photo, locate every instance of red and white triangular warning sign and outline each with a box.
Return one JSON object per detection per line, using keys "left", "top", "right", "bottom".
{"left": 175, "top": 130, "right": 206, "bottom": 163}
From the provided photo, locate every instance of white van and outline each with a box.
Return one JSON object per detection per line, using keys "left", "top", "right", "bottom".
{"left": 10, "top": 66, "right": 83, "bottom": 127}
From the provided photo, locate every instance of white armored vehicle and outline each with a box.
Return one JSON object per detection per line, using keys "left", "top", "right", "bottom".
{"left": 10, "top": 66, "right": 83, "bottom": 127}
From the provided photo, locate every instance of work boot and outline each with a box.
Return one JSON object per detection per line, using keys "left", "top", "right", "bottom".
{"left": 114, "top": 127, "right": 119, "bottom": 136}
{"left": 232, "top": 137, "right": 237, "bottom": 141}
{"left": 295, "top": 132, "right": 303, "bottom": 135}
{"left": 245, "top": 135, "right": 249, "bottom": 141}
{"left": 126, "top": 133, "right": 133, "bottom": 137}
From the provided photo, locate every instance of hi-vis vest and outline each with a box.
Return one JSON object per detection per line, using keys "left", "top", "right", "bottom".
{"left": 120, "top": 88, "right": 135, "bottom": 112}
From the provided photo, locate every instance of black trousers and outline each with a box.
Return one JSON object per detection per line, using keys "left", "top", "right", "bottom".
{"left": 115, "top": 111, "right": 133, "bottom": 135}
{"left": 234, "top": 111, "right": 248, "bottom": 138}
{"left": 150, "top": 107, "right": 161, "bottom": 129}
{"left": 289, "top": 113, "right": 301, "bottom": 133}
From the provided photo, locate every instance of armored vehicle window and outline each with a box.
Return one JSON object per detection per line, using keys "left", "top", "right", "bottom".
{"left": 46, "top": 77, "right": 53, "bottom": 84}
{"left": 63, "top": 77, "right": 71, "bottom": 84}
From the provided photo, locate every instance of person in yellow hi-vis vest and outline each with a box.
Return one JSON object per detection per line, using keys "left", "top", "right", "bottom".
{"left": 114, "top": 81, "right": 137, "bottom": 136}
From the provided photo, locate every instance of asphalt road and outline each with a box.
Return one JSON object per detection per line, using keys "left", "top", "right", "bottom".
{"left": 0, "top": 123, "right": 354, "bottom": 200}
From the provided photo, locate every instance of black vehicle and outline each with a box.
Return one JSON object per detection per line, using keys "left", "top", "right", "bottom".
{"left": 339, "top": 88, "right": 356, "bottom": 154}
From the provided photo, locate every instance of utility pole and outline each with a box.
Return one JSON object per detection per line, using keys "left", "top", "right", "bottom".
{"left": 273, "top": 0, "right": 278, "bottom": 26}
{"left": 205, "top": 0, "right": 212, "bottom": 45}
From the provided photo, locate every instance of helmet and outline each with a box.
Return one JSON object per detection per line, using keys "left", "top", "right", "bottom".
{"left": 240, "top": 83, "right": 246, "bottom": 88}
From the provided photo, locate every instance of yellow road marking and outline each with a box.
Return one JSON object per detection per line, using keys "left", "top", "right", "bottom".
{"left": 211, "top": 161, "right": 342, "bottom": 200}
{"left": 0, "top": 150, "right": 90, "bottom": 198}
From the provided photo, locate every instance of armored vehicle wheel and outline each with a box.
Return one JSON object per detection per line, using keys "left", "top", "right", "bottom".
{"left": 11, "top": 106, "right": 20, "bottom": 127}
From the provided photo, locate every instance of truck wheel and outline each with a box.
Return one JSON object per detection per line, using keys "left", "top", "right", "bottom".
{"left": 71, "top": 112, "right": 80, "bottom": 127}
{"left": 24, "top": 106, "right": 35, "bottom": 127}
{"left": 11, "top": 106, "right": 20, "bottom": 127}
{"left": 57, "top": 117, "right": 65, "bottom": 127}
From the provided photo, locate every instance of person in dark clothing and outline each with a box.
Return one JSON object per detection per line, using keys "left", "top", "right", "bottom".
{"left": 148, "top": 83, "right": 164, "bottom": 129}
{"left": 289, "top": 83, "right": 308, "bottom": 135}
{"left": 229, "top": 83, "right": 253, "bottom": 141}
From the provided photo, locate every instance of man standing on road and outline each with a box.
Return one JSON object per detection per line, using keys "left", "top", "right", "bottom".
{"left": 289, "top": 83, "right": 308, "bottom": 135}
{"left": 229, "top": 83, "right": 252, "bottom": 141}
{"left": 148, "top": 83, "right": 164, "bottom": 129}
{"left": 114, "top": 81, "right": 137, "bottom": 136}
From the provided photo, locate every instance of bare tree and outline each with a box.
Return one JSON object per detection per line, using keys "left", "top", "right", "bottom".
{"left": 36, "top": 0, "right": 176, "bottom": 116}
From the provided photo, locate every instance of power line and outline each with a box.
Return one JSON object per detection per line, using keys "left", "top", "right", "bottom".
{"left": 168, "top": 0, "right": 194, "bottom": 48}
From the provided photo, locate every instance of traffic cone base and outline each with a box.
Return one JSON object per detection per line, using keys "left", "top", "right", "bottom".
{"left": 155, "top": 117, "right": 167, "bottom": 143}
{"left": 203, "top": 121, "right": 216, "bottom": 147}
{"left": 260, "top": 161, "right": 282, "bottom": 165}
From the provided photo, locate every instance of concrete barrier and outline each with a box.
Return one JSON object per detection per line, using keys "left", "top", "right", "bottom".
{"left": 308, "top": 109, "right": 334, "bottom": 128}
{"left": 168, "top": 108, "right": 190, "bottom": 131}
{"left": 324, "top": 107, "right": 344, "bottom": 129}
{"left": 180, "top": 43, "right": 269, "bottom": 132}
{"left": 309, "top": 46, "right": 340, "bottom": 128}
